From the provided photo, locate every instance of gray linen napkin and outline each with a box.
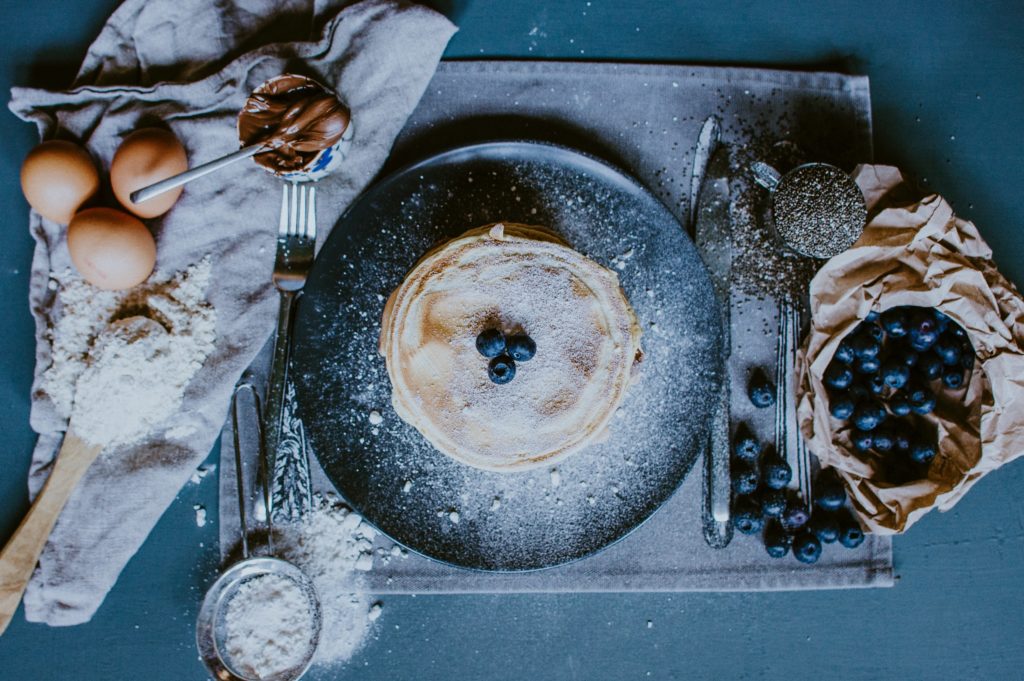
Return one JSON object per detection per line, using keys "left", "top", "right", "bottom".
{"left": 9, "top": 0, "right": 455, "bottom": 626}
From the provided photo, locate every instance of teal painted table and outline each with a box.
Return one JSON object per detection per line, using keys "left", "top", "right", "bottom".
{"left": 1, "top": 1, "right": 1022, "bottom": 678}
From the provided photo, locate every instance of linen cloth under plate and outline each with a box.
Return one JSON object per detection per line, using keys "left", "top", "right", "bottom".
{"left": 220, "top": 61, "right": 894, "bottom": 591}
{"left": 9, "top": 0, "right": 455, "bottom": 626}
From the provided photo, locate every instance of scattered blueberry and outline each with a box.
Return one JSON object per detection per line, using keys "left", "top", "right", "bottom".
{"left": 849, "top": 333, "right": 881, "bottom": 361}
{"left": 880, "top": 308, "right": 909, "bottom": 337}
{"left": 855, "top": 356, "right": 881, "bottom": 374}
{"left": 834, "top": 340, "right": 856, "bottom": 365}
{"left": 733, "top": 425, "right": 761, "bottom": 461}
{"left": 837, "top": 510, "right": 866, "bottom": 549}
{"left": 829, "top": 392, "right": 855, "bottom": 420}
{"left": 476, "top": 328, "right": 506, "bottom": 358}
{"left": 506, "top": 334, "right": 537, "bottom": 362}
{"left": 748, "top": 370, "right": 776, "bottom": 408}
{"left": 761, "top": 452, "right": 792, "bottom": 490}
{"left": 824, "top": 363, "right": 855, "bottom": 390}
{"left": 487, "top": 354, "right": 516, "bottom": 384}
{"left": 732, "top": 496, "right": 764, "bottom": 535}
{"left": 942, "top": 368, "right": 965, "bottom": 390}
{"left": 792, "top": 531, "right": 823, "bottom": 564}
{"left": 732, "top": 461, "right": 760, "bottom": 496}
{"left": 909, "top": 439, "right": 937, "bottom": 465}
{"left": 780, "top": 502, "right": 811, "bottom": 532}
{"left": 814, "top": 470, "right": 846, "bottom": 511}
{"left": 880, "top": 361, "right": 910, "bottom": 390}
{"left": 763, "top": 521, "right": 792, "bottom": 558}
{"left": 760, "top": 489, "right": 788, "bottom": 518}
{"left": 809, "top": 512, "right": 840, "bottom": 543}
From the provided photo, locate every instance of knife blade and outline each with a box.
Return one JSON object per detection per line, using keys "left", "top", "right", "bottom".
{"left": 694, "top": 145, "right": 734, "bottom": 548}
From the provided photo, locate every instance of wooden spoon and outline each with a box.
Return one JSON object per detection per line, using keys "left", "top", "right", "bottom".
{"left": 0, "top": 431, "right": 102, "bottom": 634}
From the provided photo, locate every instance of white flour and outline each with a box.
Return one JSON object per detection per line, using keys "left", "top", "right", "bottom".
{"left": 42, "top": 259, "right": 216, "bottom": 446}
{"left": 272, "top": 495, "right": 384, "bottom": 669}
{"left": 224, "top": 573, "right": 316, "bottom": 679}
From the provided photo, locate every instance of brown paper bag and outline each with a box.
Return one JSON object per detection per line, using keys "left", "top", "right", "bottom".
{"left": 796, "top": 164, "right": 1024, "bottom": 535}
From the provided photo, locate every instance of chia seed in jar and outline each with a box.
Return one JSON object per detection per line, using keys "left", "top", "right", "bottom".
{"left": 772, "top": 164, "right": 867, "bottom": 259}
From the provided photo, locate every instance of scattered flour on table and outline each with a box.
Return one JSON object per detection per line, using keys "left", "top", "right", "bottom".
{"left": 41, "top": 259, "right": 216, "bottom": 446}
{"left": 224, "top": 573, "right": 316, "bottom": 679}
{"left": 270, "top": 495, "right": 385, "bottom": 670}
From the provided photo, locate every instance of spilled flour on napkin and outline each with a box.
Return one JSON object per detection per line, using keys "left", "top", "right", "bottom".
{"left": 41, "top": 259, "right": 216, "bottom": 445}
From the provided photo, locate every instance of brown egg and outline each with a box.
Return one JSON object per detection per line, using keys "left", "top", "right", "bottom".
{"left": 20, "top": 140, "right": 100, "bottom": 224}
{"left": 110, "top": 128, "right": 188, "bottom": 218}
{"left": 68, "top": 207, "right": 156, "bottom": 290}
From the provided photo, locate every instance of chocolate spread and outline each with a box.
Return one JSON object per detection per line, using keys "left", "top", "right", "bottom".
{"left": 238, "top": 74, "right": 351, "bottom": 173}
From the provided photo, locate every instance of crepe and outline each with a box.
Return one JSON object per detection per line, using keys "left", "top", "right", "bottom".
{"left": 379, "top": 223, "right": 643, "bottom": 471}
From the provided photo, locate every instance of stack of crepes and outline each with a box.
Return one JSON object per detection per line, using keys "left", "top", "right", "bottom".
{"left": 8, "top": 0, "right": 455, "bottom": 626}
{"left": 797, "top": 164, "right": 1024, "bottom": 534}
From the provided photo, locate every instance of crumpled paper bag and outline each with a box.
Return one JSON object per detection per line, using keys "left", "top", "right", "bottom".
{"left": 796, "top": 164, "right": 1024, "bottom": 534}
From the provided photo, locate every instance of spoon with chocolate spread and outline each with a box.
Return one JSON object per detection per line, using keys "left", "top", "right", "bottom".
{"left": 131, "top": 74, "right": 350, "bottom": 204}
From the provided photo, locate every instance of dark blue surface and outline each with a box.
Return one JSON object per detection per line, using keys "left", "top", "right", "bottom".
{"left": 1, "top": 1, "right": 1023, "bottom": 679}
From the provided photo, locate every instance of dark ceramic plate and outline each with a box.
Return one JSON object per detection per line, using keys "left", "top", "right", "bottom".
{"left": 290, "top": 141, "right": 722, "bottom": 571}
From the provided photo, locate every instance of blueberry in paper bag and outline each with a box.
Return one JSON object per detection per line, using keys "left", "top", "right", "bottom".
{"left": 942, "top": 368, "right": 965, "bottom": 390}
{"left": 872, "top": 426, "right": 895, "bottom": 453}
{"left": 933, "top": 309, "right": 951, "bottom": 332}
{"left": 934, "top": 335, "right": 962, "bottom": 366}
{"left": 834, "top": 339, "right": 856, "bottom": 365}
{"left": 893, "top": 430, "right": 912, "bottom": 452}
{"left": 867, "top": 373, "right": 886, "bottom": 395}
{"left": 909, "top": 439, "right": 937, "bottom": 465}
{"left": 732, "top": 496, "right": 764, "bottom": 535}
{"left": 761, "top": 451, "right": 792, "bottom": 490}
{"left": 858, "top": 320, "right": 884, "bottom": 342}
{"left": 748, "top": 369, "right": 776, "bottom": 408}
{"left": 764, "top": 521, "right": 792, "bottom": 558}
{"left": 851, "top": 430, "right": 873, "bottom": 453}
{"left": 856, "top": 356, "right": 881, "bottom": 375}
{"left": 825, "top": 362, "right": 855, "bottom": 390}
{"left": 732, "top": 424, "right": 761, "bottom": 462}
{"left": 837, "top": 510, "right": 866, "bottom": 549}
{"left": 880, "top": 307, "right": 909, "bottom": 337}
{"left": 865, "top": 310, "right": 880, "bottom": 323}
{"left": 809, "top": 511, "right": 840, "bottom": 543}
{"left": 917, "top": 353, "right": 944, "bottom": 381}
{"left": 732, "top": 460, "right": 760, "bottom": 496}
{"left": 761, "top": 488, "right": 788, "bottom": 518}
{"left": 849, "top": 383, "right": 870, "bottom": 403}
{"left": 849, "top": 333, "right": 881, "bottom": 361}
{"left": 814, "top": 469, "right": 847, "bottom": 511}
{"left": 852, "top": 400, "right": 885, "bottom": 431}
{"left": 898, "top": 349, "right": 920, "bottom": 367}
{"left": 881, "top": 360, "right": 910, "bottom": 390}
{"left": 829, "top": 391, "right": 856, "bottom": 420}
{"left": 908, "top": 384, "right": 936, "bottom": 415}
{"left": 792, "top": 530, "right": 823, "bottom": 564}
{"left": 888, "top": 393, "right": 912, "bottom": 417}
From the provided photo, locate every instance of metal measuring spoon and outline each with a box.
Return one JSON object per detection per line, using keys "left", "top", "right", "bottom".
{"left": 196, "top": 383, "right": 322, "bottom": 681}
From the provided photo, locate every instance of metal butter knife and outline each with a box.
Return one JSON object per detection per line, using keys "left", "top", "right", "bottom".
{"left": 693, "top": 135, "right": 734, "bottom": 549}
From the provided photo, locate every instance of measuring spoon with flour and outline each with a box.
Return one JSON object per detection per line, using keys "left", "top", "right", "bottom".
{"left": 0, "top": 316, "right": 166, "bottom": 635}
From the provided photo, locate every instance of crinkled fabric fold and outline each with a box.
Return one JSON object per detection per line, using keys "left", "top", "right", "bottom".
{"left": 8, "top": 0, "right": 455, "bottom": 626}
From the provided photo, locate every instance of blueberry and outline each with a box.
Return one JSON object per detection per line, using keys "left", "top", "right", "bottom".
{"left": 880, "top": 308, "right": 910, "bottom": 337}
{"left": 932, "top": 309, "right": 951, "bottom": 331}
{"left": 872, "top": 426, "right": 895, "bottom": 453}
{"left": 829, "top": 392, "right": 855, "bottom": 420}
{"left": 849, "top": 333, "right": 881, "bottom": 360}
{"left": 934, "top": 336, "right": 961, "bottom": 366}
{"left": 880, "top": 361, "right": 910, "bottom": 390}
{"left": 506, "top": 334, "right": 537, "bottom": 362}
{"left": 894, "top": 431, "right": 912, "bottom": 451}
{"left": 867, "top": 373, "right": 886, "bottom": 395}
{"left": 809, "top": 511, "right": 841, "bottom": 543}
{"left": 855, "top": 356, "right": 881, "bottom": 374}
{"left": 911, "top": 308, "right": 939, "bottom": 336}
{"left": 865, "top": 311, "right": 880, "bottom": 323}
{"left": 908, "top": 385, "right": 936, "bottom": 415}
{"left": 761, "top": 452, "right": 792, "bottom": 490}
{"left": 909, "top": 329, "right": 938, "bottom": 352}
{"left": 487, "top": 354, "right": 516, "bottom": 384}
{"left": 833, "top": 340, "right": 856, "bottom": 365}
{"left": 917, "top": 353, "right": 944, "bottom": 381}
{"left": 851, "top": 430, "right": 873, "bottom": 453}
{"left": 837, "top": 510, "right": 866, "bottom": 549}
{"left": 888, "top": 393, "right": 912, "bottom": 417}
{"left": 763, "top": 521, "right": 792, "bottom": 558}
{"left": 849, "top": 383, "right": 870, "bottom": 402}
{"left": 909, "top": 439, "right": 937, "bottom": 465}
{"left": 732, "top": 461, "right": 760, "bottom": 496}
{"left": 858, "top": 321, "right": 884, "bottom": 342}
{"left": 960, "top": 350, "right": 975, "bottom": 371}
{"left": 898, "top": 349, "right": 920, "bottom": 367}
{"left": 760, "top": 488, "right": 788, "bottom": 518}
{"left": 476, "top": 329, "right": 506, "bottom": 358}
{"left": 732, "top": 496, "right": 764, "bottom": 535}
{"left": 852, "top": 401, "right": 884, "bottom": 431}
{"left": 950, "top": 323, "right": 967, "bottom": 340}
{"left": 732, "top": 425, "right": 761, "bottom": 462}
{"left": 792, "top": 531, "right": 823, "bottom": 564}
{"left": 748, "top": 370, "right": 776, "bottom": 408}
{"left": 781, "top": 502, "right": 811, "bottom": 532}
{"left": 942, "top": 368, "right": 965, "bottom": 390}
{"left": 814, "top": 470, "right": 846, "bottom": 511}
{"left": 824, "top": 362, "right": 854, "bottom": 390}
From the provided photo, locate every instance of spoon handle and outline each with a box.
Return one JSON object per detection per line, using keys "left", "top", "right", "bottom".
{"left": 0, "top": 431, "right": 102, "bottom": 635}
{"left": 130, "top": 144, "right": 265, "bottom": 205}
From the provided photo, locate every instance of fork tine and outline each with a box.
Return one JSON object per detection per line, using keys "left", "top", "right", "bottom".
{"left": 296, "top": 184, "right": 307, "bottom": 237}
{"left": 278, "top": 183, "right": 290, "bottom": 236}
{"left": 289, "top": 182, "right": 299, "bottom": 236}
{"left": 305, "top": 185, "right": 317, "bottom": 240}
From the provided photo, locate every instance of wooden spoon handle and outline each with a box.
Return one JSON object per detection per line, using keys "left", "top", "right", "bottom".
{"left": 0, "top": 432, "right": 102, "bottom": 635}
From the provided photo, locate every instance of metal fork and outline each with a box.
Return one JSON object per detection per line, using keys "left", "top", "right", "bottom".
{"left": 262, "top": 182, "right": 316, "bottom": 519}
